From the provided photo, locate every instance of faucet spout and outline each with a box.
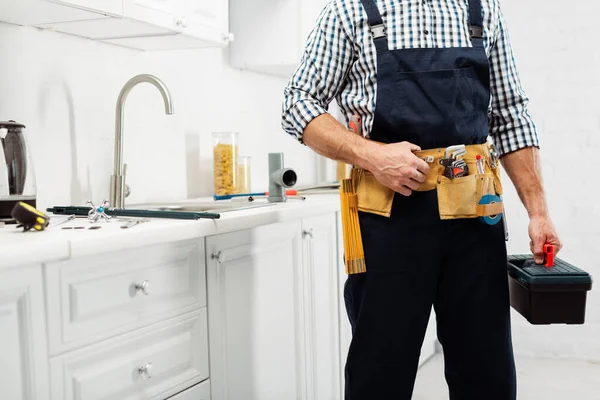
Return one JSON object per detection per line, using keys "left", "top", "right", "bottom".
{"left": 110, "top": 74, "right": 174, "bottom": 208}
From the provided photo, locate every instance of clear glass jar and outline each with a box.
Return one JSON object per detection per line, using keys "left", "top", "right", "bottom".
{"left": 236, "top": 156, "right": 251, "bottom": 194}
{"left": 213, "top": 132, "right": 238, "bottom": 196}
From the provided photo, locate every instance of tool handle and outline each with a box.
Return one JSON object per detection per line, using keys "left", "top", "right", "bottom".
{"left": 544, "top": 244, "right": 556, "bottom": 268}
{"left": 215, "top": 190, "right": 298, "bottom": 201}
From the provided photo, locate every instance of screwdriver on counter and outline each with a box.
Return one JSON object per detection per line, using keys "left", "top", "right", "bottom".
{"left": 214, "top": 190, "right": 299, "bottom": 201}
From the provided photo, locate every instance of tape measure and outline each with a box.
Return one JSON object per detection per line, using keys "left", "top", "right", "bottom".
{"left": 10, "top": 202, "right": 50, "bottom": 232}
{"left": 478, "top": 194, "right": 503, "bottom": 226}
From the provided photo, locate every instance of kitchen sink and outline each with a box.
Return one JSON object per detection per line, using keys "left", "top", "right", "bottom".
{"left": 127, "top": 201, "right": 275, "bottom": 213}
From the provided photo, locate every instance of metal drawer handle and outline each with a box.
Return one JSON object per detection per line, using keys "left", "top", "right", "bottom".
{"left": 211, "top": 251, "right": 223, "bottom": 263}
{"left": 138, "top": 363, "right": 153, "bottom": 379}
{"left": 302, "top": 229, "right": 314, "bottom": 239}
{"left": 134, "top": 280, "right": 150, "bottom": 295}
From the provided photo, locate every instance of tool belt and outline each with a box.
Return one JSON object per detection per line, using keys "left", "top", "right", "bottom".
{"left": 356, "top": 142, "right": 503, "bottom": 219}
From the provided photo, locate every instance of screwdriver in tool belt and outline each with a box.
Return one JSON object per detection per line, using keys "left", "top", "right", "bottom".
{"left": 476, "top": 154, "right": 485, "bottom": 174}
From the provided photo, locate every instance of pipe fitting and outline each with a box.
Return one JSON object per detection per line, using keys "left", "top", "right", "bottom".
{"left": 268, "top": 153, "right": 297, "bottom": 203}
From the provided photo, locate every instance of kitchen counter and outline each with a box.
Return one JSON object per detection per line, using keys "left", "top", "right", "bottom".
{"left": 0, "top": 195, "right": 340, "bottom": 269}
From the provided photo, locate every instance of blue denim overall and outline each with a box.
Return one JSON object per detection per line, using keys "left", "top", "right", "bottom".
{"left": 343, "top": 0, "right": 517, "bottom": 398}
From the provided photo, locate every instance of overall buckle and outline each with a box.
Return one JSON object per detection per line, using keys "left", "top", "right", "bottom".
{"left": 371, "top": 24, "right": 386, "bottom": 39}
{"left": 469, "top": 25, "right": 483, "bottom": 39}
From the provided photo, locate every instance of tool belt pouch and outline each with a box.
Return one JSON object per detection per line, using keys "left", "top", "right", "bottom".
{"left": 436, "top": 172, "right": 501, "bottom": 220}
{"left": 356, "top": 170, "right": 394, "bottom": 218}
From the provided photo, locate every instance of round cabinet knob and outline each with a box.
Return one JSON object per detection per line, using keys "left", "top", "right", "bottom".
{"left": 223, "top": 32, "right": 235, "bottom": 43}
{"left": 134, "top": 280, "right": 150, "bottom": 295}
{"left": 302, "top": 229, "right": 314, "bottom": 239}
{"left": 138, "top": 363, "right": 153, "bottom": 379}
{"left": 124, "top": 184, "right": 131, "bottom": 198}
{"left": 176, "top": 17, "right": 188, "bottom": 28}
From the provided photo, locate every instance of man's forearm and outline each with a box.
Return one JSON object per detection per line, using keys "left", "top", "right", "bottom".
{"left": 303, "top": 113, "right": 378, "bottom": 171}
{"left": 501, "top": 146, "right": 548, "bottom": 218}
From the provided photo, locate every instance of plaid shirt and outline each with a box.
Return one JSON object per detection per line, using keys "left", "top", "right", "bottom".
{"left": 281, "top": 0, "right": 539, "bottom": 156}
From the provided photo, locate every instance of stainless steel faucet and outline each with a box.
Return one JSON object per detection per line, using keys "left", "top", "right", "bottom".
{"left": 109, "top": 74, "right": 174, "bottom": 208}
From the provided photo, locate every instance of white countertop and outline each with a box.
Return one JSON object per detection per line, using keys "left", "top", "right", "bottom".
{"left": 0, "top": 195, "right": 340, "bottom": 270}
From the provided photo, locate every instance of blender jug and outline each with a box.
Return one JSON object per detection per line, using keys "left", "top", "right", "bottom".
{"left": 0, "top": 120, "right": 37, "bottom": 223}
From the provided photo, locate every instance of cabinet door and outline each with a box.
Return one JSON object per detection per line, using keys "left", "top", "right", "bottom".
{"left": 206, "top": 221, "right": 306, "bottom": 400}
{"left": 301, "top": 213, "right": 342, "bottom": 400}
{"left": 0, "top": 266, "right": 50, "bottom": 400}
{"left": 124, "top": 0, "right": 181, "bottom": 32}
{"left": 229, "top": 0, "right": 331, "bottom": 78}
{"left": 50, "top": 0, "right": 123, "bottom": 16}
{"left": 178, "top": 0, "right": 230, "bottom": 45}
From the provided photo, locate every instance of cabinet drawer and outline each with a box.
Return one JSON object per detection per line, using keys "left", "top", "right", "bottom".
{"left": 50, "top": 309, "right": 209, "bottom": 400}
{"left": 46, "top": 240, "right": 206, "bottom": 355}
{"left": 169, "top": 379, "right": 210, "bottom": 400}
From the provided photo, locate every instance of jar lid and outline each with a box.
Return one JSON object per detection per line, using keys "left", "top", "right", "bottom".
{"left": 0, "top": 120, "right": 26, "bottom": 129}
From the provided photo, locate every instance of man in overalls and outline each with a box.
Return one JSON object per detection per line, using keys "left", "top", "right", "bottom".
{"left": 282, "top": 0, "right": 561, "bottom": 399}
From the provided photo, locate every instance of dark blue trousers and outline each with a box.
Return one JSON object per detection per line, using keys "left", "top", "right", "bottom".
{"left": 344, "top": 191, "right": 517, "bottom": 400}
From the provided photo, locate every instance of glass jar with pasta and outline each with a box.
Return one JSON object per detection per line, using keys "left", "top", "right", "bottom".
{"left": 212, "top": 132, "right": 239, "bottom": 196}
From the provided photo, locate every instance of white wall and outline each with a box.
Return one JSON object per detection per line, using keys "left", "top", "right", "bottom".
{"left": 501, "top": 0, "right": 600, "bottom": 361}
{"left": 0, "top": 22, "right": 317, "bottom": 210}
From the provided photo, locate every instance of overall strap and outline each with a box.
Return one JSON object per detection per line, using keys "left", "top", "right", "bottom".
{"left": 359, "top": 0, "right": 389, "bottom": 53}
{"left": 468, "top": 0, "right": 485, "bottom": 48}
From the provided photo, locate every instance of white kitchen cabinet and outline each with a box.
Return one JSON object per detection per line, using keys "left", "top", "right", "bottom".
{"left": 100, "top": 0, "right": 233, "bottom": 50}
{"left": 206, "top": 214, "right": 344, "bottom": 400}
{"left": 0, "top": 0, "right": 231, "bottom": 51}
{"left": 50, "top": 0, "right": 123, "bottom": 15}
{"left": 229, "top": 0, "right": 331, "bottom": 78}
{"left": 206, "top": 221, "right": 305, "bottom": 400}
{"left": 0, "top": 0, "right": 112, "bottom": 26}
{"left": 301, "top": 214, "right": 342, "bottom": 400}
{"left": 45, "top": 239, "right": 206, "bottom": 355}
{"left": 0, "top": 266, "right": 50, "bottom": 400}
{"left": 50, "top": 309, "right": 209, "bottom": 400}
{"left": 169, "top": 380, "right": 211, "bottom": 400}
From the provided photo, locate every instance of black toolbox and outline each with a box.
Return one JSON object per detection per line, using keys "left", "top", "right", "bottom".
{"left": 507, "top": 255, "right": 593, "bottom": 325}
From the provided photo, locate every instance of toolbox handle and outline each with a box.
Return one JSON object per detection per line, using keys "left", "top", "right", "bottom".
{"left": 544, "top": 244, "right": 556, "bottom": 268}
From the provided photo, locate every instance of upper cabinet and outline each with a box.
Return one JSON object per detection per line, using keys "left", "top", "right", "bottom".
{"left": 0, "top": 0, "right": 115, "bottom": 26}
{"left": 101, "top": 0, "right": 231, "bottom": 50}
{"left": 229, "top": 0, "right": 331, "bottom": 79}
{"left": 51, "top": 0, "right": 123, "bottom": 15}
{"left": 0, "top": 0, "right": 232, "bottom": 51}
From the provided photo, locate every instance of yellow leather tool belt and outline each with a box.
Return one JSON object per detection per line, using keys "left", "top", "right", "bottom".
{"left": 356, "top": 143, "right": 503, "bottom": 219}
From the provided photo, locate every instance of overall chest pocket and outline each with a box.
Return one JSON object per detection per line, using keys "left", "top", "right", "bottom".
{"left": 396, "top": 67, "right": 477, "bottom": 121}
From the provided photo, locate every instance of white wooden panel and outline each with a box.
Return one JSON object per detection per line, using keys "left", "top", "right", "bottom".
{"left": 206, "top": 221, "right": 306, "bottom": 400}
{"left": 45, "top": 239, "right": 205, "bottom": 355}
{"left": 169, "top": 380, "right": 210, "bottom": 400}
{"left": 50, "top": 0, "right": 123, "bottom": 16}
{"left": 0, "top": 0, "right": 105, "bottom": 26}
{"left": 50, "top": 309, "right": 209, "bottom": 400}
{"left": 39, "top": 18, "right": 172, "bottom": 40}
{"left": 301, "top": 213, "right": 342, "bottom": 400}
{"left": 0, "top": 266, "right": 50, "bottom": 400}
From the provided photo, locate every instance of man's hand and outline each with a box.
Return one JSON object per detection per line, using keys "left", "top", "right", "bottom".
{"left": 302, "top": 115, "right": 429, "bottom": 196}
{"left": 501, "top": 146, "right": 562, "bottom": 262}
{"left": 367, "top": 142, "right": 430, "bottom": 196}
{"left": 529, "top": 214, "right": 562, "bottom": 264}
